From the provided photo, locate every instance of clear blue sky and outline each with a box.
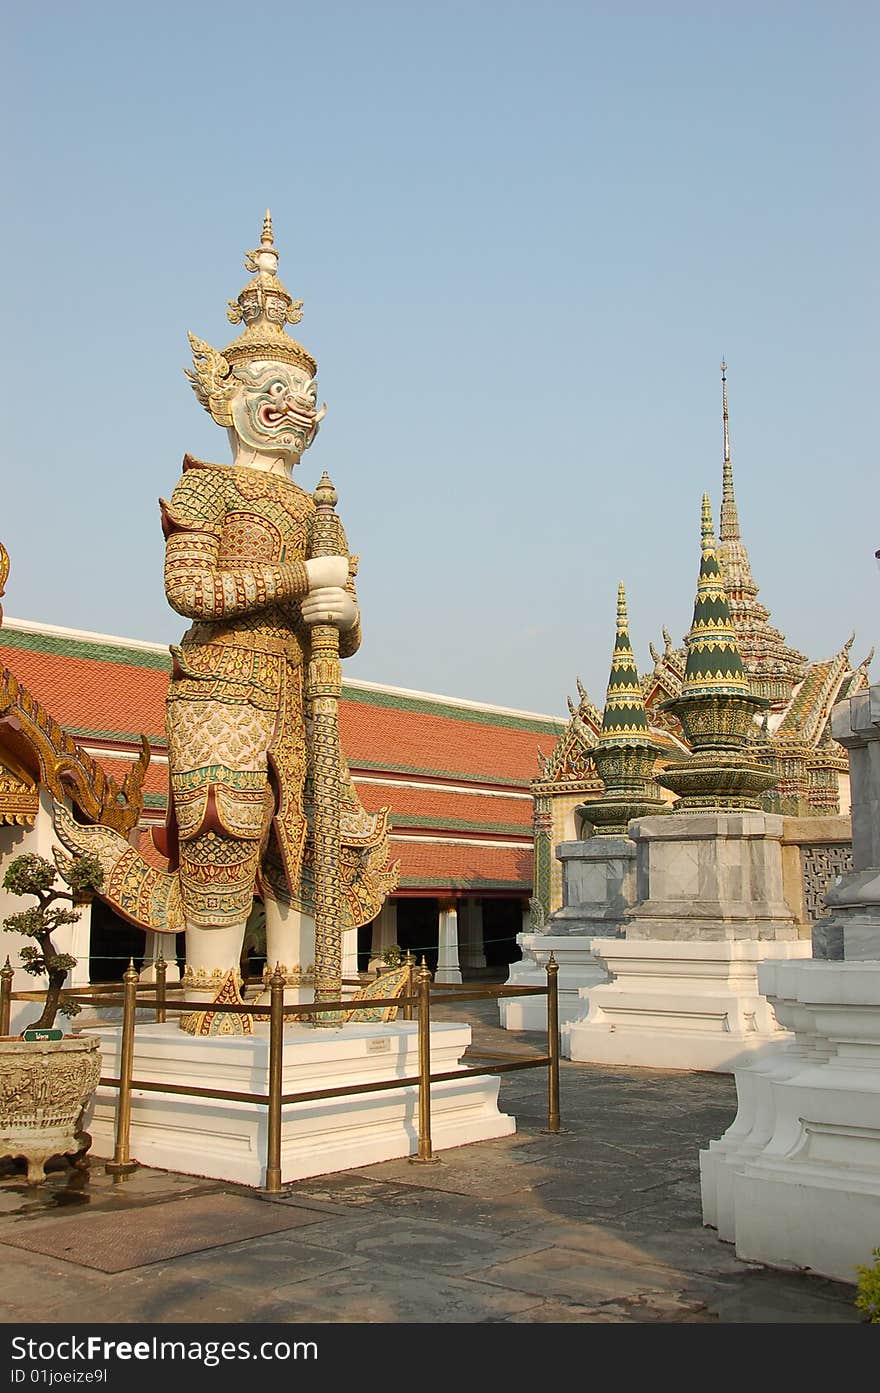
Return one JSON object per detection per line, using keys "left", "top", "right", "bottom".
{"left": 2, "top": 2, "right": 876, "bottom": 715}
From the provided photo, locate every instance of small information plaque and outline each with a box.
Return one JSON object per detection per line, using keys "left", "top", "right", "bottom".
{"left": 366, "top": 1036, "right": 391, "bottom": 1054}
{"left": 22, "top": 1027, "right": 63, "bottom": 1043}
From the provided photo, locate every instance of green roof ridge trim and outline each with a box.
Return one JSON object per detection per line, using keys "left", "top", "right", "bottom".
{"left": 338, "top": 684, "right": 566, "bottom": 733}
{"left": 0, "top": 628, "right": 173, "bottom": 671}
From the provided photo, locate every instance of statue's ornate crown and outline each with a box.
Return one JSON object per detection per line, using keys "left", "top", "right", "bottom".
{"left": 223, "top": 210, "right": 317, "bottom": 377}
{"left": 185, "top": 211, "right": 317, "bottom": 425}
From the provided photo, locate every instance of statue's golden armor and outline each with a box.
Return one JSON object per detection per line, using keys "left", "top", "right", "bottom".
{"left": 161, "top": 456, "right": 361, "bottom": 928}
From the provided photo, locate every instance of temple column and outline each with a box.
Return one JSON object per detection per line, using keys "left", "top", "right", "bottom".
{"left": 341, "top": 928, "right": 359, "bottom": 982}
{"left": 435, "top": 898, "right": 462, "bottom": 984}
{"left": 66, "top": 901, "right": 93, "bottom": 988}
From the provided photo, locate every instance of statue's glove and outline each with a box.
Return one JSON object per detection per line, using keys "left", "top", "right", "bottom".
{"left": 301, "top": 586, "right": 359, "bottom": 630}
{"left": 304, "top": 556, "right": 349, "bottom": 590}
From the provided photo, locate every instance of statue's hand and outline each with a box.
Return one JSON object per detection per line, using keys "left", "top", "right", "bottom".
{"left": 301, "top": 586, "right": 358, "bottom": 630}
{"left": 304, "top": 556, "right": 348, "bottom": 590}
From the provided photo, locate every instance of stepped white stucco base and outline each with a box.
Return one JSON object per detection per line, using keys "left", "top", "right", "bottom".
{"left": 84, "top": 1020, "right": 514, "bottom": 1187}
{"left": 499, "top": 934, "right": 610, "bottom": 1031}
{"left": 700, "top": 959, "right": 880, "bottom": 1284}
{"left": 563, "top": 939, "right": 811, "bottom": 1072}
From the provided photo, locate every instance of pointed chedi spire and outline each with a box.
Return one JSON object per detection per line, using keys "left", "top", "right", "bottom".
{"left": 577, "top": 584, "right": 666, "bottom": 836}
{"left": 599, "top": 583, "right": 650, "bottom": 740}
{"left": 657, "top": 495, "right": 775, "bottom": 811}
{"left": 714, "top": 361, "right": 806, "bottom": 706}
{"left": 681, "top": 495, "right": 751, "bottom": 701}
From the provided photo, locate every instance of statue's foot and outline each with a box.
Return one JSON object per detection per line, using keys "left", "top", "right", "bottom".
{"left": 179, "top": 969, "right": 253, "bottom": 1036}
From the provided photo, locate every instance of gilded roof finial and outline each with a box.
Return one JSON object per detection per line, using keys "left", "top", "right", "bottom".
{"left": 616, "top": 580, "right": 628, "bottom": 633}
{"left": 701, "top": 492, "right": 714, "bottom": 551}
{"left": 719, "top": 359, "right": 741, "bottom": 543}
{"left": 261, "top": 209, "right": 274, "bottom": 247}
{"left": 0, "top": 541, "right": 8, "bottom": 629}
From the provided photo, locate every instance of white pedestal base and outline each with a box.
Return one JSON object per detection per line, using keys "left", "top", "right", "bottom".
{"left": 498, "top": 934, "right": 610, "bottom": 1031}
{"left": 564, "top": 939, "right": 811, "bottom": 1073}
{"left": 85, "top": 1020, "right": 514, "bottom": 1187}
{"left": 701, "top": 960, "right": 880, "bottom": 1284}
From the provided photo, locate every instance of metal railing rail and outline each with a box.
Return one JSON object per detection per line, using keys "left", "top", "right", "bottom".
{"left": 0, "top": 954, "right": 561, "bottom": 1191}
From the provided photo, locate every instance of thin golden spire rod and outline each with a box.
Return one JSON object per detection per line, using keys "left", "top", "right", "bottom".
{"left": 719, "top": 359, "right": 740, "bottom": 543}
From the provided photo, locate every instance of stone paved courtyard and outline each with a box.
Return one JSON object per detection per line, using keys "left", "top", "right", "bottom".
{"left": 0, "top": 996, "right": 864, "bottom": 1325}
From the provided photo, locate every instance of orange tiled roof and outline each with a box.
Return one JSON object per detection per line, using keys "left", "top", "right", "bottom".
{"left": 391, "top": 838, "right": 532, "bottom": 889}
{"left": 0, "top": 623, "right": 557, "bottom": 895}
{"left": 354, "top": 780, "right": 531, "bottom": 836}
{"left": 339, "top": 698, "right": 558, "bottom": 786}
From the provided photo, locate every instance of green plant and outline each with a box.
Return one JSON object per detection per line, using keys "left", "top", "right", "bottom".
{"left": 855, "top": 1247, "right": 880, "bottom": 1323}
{"left": 2, "top": 851, "right": 103, "bottom": 1031}
{"left": 381, "top": 944, "right": 404, "bottom": 969}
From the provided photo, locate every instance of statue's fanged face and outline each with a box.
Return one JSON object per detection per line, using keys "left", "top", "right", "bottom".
{"left": 230, "top": 359, "right": 324, "bottom": 460}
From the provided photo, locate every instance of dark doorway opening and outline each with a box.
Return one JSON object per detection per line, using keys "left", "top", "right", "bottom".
{"left": 395, "top": 897, "right": 439, "bottom": 973}
{"left": 481, "top": 898, "right": 523, "bottom": 973}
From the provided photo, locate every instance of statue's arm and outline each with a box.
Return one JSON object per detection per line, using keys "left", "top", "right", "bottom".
{"left": 160, "top": 474, "right": 308, "bottom": 620}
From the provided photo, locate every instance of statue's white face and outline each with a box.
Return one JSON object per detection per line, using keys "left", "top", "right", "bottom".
{"left": 229, "top": 359, "right": 324, "bottom": 462}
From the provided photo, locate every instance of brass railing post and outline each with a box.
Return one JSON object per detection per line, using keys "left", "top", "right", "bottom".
{"left": 545, "top": 953, "right": 561, "bottom": 1133}
{"left": 409, "top": 958, "right": 439, "bottom": 1164}
{"left": 403, "top": 952, "right": 415, "bottom": 1022}
{"left": 155, "top": 953, "right": 167, "bottom": 1024}
{"left": 106, "top": 960, "right": 139, "bottom": 1176}
{"left": 0, "top": 956, "right": 13, "bottom": 1036}
{"left": 264, "top": 963, "right": 286, "bottom": 1193}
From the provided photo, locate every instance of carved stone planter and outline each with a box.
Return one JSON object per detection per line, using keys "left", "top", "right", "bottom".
{"left": 0, "top": 1036, "right": 101, "bottom": 1184}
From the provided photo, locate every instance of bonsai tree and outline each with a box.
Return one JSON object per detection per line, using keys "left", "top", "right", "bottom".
{"left": 2, "top": 850, "right": 103, "bottom": 1030}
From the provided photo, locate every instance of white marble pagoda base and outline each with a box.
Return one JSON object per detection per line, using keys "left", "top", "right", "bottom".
{"left": 700, "top": 960, "right": 880, "bottom": 1284}
{"left": 84, "top": 1020, "right": 514, "bottom": 1187}
{"left": 498, "top": 934, "right": 610, "bottom": 1031}
{"left": 563, "top": 939, "right": 811, "bottom": 1072}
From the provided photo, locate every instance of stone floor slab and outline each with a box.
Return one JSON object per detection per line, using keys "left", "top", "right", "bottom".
{"left": 268, "top": 1263, "right": 544, "bottom": 1323}
{"left": 0, "top": 1192, "right": 328, "bottom": 1272}
{"left": 472, "top": 1243, "right": 722, "bottom": 1306}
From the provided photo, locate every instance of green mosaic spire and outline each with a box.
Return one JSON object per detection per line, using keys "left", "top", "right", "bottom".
{"left": 599, "top": 582, "right": 650, "bottom": 741}
{"left": 680, "top": 496, "right": 751, "bottom": 700}
{"left": 579, "top": 583, "right": 666, "bottom": 835}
